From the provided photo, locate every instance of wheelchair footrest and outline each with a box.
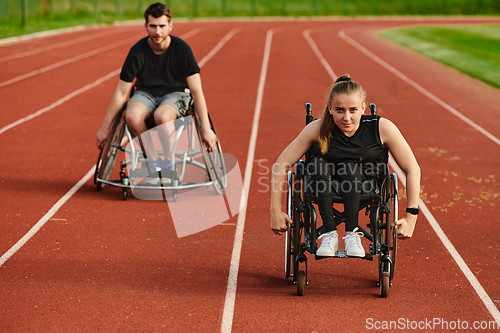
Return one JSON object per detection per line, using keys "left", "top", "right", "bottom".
{"left": 129, "top": 168, "right": 179, "bottom": 180}
{"left": 315, "top": 251, "right": 373, "bottom": 261}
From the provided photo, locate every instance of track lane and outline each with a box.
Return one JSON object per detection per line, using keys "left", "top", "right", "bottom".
{"left": 336, "top": 23, "right": 500, "bottom": 316}
{"left": 1, "top": 18, "right": 499, "bottom": 332}
{"left": 0, "top": 21, "right": 265, "bottom": 331}
{"left": 328, "top": 18, "right": 495, "bottom": 322}
{"left": 231, "top": 19, "right": 500, "bottom": 332}
{"left": 0, "top": 23, "right": 243, "bottom": 255}
{"left": 0, "top": 26, "right": 141, "bottom": 63}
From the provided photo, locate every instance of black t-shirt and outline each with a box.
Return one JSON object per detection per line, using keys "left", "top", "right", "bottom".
{"left": 120, "top": 36, "right": 200, "bottom": 96}
{"left": 323, "top": 115, "right": 387, "bottom": 177}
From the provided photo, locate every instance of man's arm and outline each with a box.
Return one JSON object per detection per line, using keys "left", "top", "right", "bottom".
{"left": 186, "top": 73, "right": 217, "bottom": 151}
{"left": 96, "top": 80, "right": 134, "bottom": 149}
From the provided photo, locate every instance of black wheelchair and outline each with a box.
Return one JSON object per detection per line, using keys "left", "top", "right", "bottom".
{"left": 284, "top": 103, "right": 398, "bottom": 297}
{"left": 94, "top": 100, "right": 226, "bottom": 201}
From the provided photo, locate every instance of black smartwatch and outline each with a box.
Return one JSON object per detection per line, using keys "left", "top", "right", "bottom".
{"left": 406, "top": 207, "right": 419, "bottom": 215}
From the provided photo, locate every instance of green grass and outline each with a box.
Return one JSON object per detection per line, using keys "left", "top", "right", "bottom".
{"left": 1, "top": 0, "right": 500, "bottom": 39}
{"left": 379, "top": 24, "right": 500, "bottom": 89}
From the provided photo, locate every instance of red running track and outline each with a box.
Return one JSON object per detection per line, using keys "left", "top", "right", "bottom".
{"left": 1, "top": 18, "right": 500, "bottom": 332}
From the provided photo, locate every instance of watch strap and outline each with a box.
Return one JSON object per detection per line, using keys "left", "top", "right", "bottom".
{"left": 406, "top": 207, "right": 419, "bottom": 215}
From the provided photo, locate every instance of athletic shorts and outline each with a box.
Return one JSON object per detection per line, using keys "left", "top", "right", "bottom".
{"left": 128, "top": 89, "right": 192, "bottom": 118}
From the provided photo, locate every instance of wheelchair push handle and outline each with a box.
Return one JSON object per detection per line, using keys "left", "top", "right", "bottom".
{"left": 305, "top": 103, "right": 312, "bottom": 116}
{"left": 305, "top": 103, "right": 317, "bottom": 125}
{"left": 370, "top": 103, "right": 376, "bottom": 115}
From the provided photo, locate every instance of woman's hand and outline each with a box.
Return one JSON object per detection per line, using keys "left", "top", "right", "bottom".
{"left": 394, "top": 216, "right": 416, "bottom": 240}
{"left": 271, "top": 210, "right": 292, "bottom": 236}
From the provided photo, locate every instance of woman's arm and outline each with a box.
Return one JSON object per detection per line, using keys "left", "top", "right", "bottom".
{"left": 379, "top": 118, "right": 421, "bottom": 239}
{"left": 270, "top": 120, "right": 321, "bottom": 235}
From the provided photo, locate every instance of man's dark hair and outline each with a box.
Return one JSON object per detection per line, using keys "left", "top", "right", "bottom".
{"left": 144, "top": 3, "right": 172, "bottom": 23}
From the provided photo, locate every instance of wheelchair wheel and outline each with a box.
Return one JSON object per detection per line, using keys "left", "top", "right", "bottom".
{"left": 384, "top": 173, "right": 398, "bottom": 281}
{"left": 291, "top": 168, "right": 303, "bottom": 285}
{"left": 375, "top": 209, "right": 391, "bottom": 298}
{"left": 380, "top": 263, "right": 390, "bottom": 298}
{"left": 297, "top": 270, "right": 306, "bottom": 296}
{"left": 95, "top": 107, "right": 126, "bottom": 191}
{"left": 304, "top": 203, "right": 317, "bottom": 254}
{"left": 195, "top": 113, "right": 226, "bottom": 195}
{"left": 285, "top": 224, "right": 293, "bottom": 279}
{"left": 390, "top": 174, "right": 398, "bottom": 280}
{"left": 377, "top": 173, "right": 398, "bottom": 297}
{"left": 285, "top": 171, "right": 293, "bottom": 279}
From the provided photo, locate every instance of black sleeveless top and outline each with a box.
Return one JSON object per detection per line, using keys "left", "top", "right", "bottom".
{"left": 323, "top": 115, "right": 387, "bottom": 177}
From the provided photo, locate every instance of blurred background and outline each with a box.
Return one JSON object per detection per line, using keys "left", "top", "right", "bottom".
{"left": 1, "top": 0, "right": 500, "bottom": 38}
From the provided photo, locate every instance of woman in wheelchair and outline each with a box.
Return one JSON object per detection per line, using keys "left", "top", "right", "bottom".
{"left": 270, "top": 74, "right": 420, "bottom": 257}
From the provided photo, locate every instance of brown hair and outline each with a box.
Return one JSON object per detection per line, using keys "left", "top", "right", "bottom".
{"left": 318, "top": 74, "right": 366, "bottom": 154}
{"left": 144, "top": 2, "right": 172, "bottom": 23}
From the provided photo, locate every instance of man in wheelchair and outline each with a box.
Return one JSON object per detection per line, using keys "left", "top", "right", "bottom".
{"left": 95, "top": 2, "right": 216, "bottom": 183}
{"left": 270, "top": 74, "right": 420, "bottom": 257}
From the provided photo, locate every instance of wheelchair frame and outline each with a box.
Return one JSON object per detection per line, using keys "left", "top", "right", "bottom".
{"left": 94, "top": 103, "right": 226, "bottom": 201}
{"left": 284, "top": 103, "right": 399, "bottom": 297}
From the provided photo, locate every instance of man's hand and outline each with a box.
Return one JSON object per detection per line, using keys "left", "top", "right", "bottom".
{"left": 271, "top": 210, "right": 292, "bottom": 236}
{"left": 96, "top": 127, "right": 109, "bottom": 150}
{"left": 202, "top": 127, "right": 217, "bottom": 152}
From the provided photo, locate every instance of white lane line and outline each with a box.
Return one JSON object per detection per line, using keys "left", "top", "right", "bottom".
{"left": 0, "top": 167, "right": 95, "bottom": 267}
{"left": 305, "top": 27, "right": 500, "bottom": 326}
{"left": 303, "top": 28, "right": 337, "bottom": 81}
{"left": 0, "top": 33, "right": 143, "bottom": 88}
{"left": 0, "top": 28, "right": 138, "bottom": 63}
{"left": 338, "top": 28, "right": 500, "bottom": 147}
{"left": 0, "top": 29, "right": 205, "bottom": 136}
{"left": 220, "top": 29, "right": 273, "bottom": 333}
{"left": 198, "top": 28, "right": 240, "bottom": 68}
{"left": 179, "top": 27, "right": 205, "bottom": 41}
{"left": 0, "top": 69, "right": 121, "bottom": 135}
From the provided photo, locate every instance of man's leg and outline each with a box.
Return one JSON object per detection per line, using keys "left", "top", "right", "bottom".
{"left": 153, "top": 104, "right": 178, "bottom": 164}
{"left": 125, "top": 102, "right": 159, "bottom": 162}
{"left": 154, "top": 91, "right": 191, "bottom": 166}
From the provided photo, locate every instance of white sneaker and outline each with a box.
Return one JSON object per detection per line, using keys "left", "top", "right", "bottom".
{"left": 343, "top": 227, "right": 365, "bottom": 257}
{"left": 316, "top": 231, "right": 338, "bottom": 256}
